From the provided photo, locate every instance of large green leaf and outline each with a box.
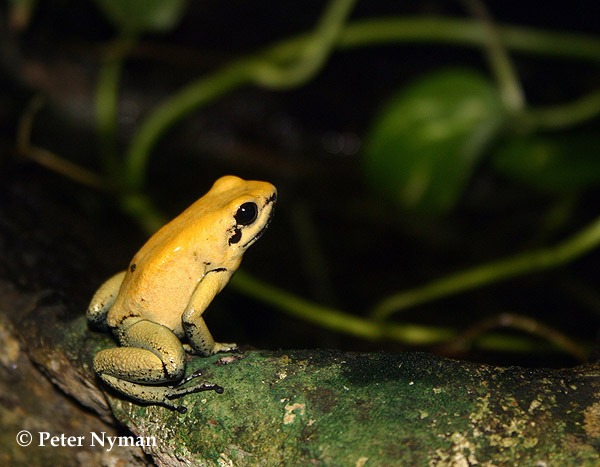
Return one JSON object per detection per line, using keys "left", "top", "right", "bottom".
{"left": 492, "top": 132, "right": 600, "bottom": 193}
{"left": 93, "top": 0, "right": 188, "bottom": 35}
{"left": 363, "top": 68, "right": 504, "bottom": 214}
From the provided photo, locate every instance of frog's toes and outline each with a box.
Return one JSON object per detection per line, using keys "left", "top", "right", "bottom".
{"left": 174, "top": 369, "right": 204, "bottom": 387}
{"left": 160, "top": 379, "right": 224, "bottom": 413}
{"left": 166, "top": 381, "right": 224, "bottom": 401}
{"left": 174, "top": 404, "right": 188, "bottom": 414}
{"left": 213, "top": 342, "right": 238, "bottom": 354}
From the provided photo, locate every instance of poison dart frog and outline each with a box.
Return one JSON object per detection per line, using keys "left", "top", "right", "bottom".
{"left": 87, "top": 175, "right": 277, "bottom": 412}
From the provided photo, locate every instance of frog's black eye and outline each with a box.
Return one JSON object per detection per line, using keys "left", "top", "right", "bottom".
{"left": 235, "top": 202, "right": 258, "bottom": 226}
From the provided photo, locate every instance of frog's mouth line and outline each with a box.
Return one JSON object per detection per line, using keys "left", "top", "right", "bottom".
{"left": 242, "top": 194, "right": 276, "bottom": 248}
{"left": 242, "top": 207, "right": 274, "bottom": 248}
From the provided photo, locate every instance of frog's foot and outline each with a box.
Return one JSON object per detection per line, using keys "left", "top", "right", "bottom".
{"left": 213, "top": 342, "right": 238, "bottom": 354}
{"left": 182, "top": 343, "right": 197, "bottom": 355}
{"left": 174, "top": 368, "right": 206, "bottom": 387}
{"left": 183, "top": 341, "right": 239, "bottom": 355}
{"left": 98, "top": 373, "right": 223, "bottom": 414}
{"left": 166, "top": 379, "right": 224, "bottom": 413}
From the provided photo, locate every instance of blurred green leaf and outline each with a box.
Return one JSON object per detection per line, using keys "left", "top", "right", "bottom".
{"left": 492, "top": 132, "right": 600, "bottom": 193}
{"left": 363, "top": 68, "right": 504, "bottom": 214}
{"left": 93, "top": 0, "right": 188, "bottom": 35}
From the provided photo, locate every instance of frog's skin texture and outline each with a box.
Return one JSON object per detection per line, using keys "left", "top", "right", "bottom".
{"left": 87, "top": 175, "right": 277, "bottom": 412}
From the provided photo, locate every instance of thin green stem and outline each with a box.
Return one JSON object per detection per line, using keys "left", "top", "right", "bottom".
{"left": 230, "top": 270, "right": 584, "bottom": 354}
{"left": 231, "top": 270, "right": 452, "bottom": 344}
{"left": 123, "top": 62, "right": 251, "bottom": 189}
{"left": 447, "top": 312, "right": 589, "bottom": 361}
{"left": 337, "top": 17, "right": 600, "bottom": 61}
{"left": 461, "top": 0, "right": 525, "bottom": 113}
{"left": 370, "top": 214, "right": 600, "bottom": 320}
{"left": 124, "top": 16, "right": 600, "bottom": 190}
{"left": 251, "top": 0, "right": 357, "bottom": 88}
{"left": 96, "top": 37, "right": 136, "bottom": 177}
{"left": 119, "top": 192, "right": 168, "bottom": 234}
{"left": 124, "top": 0, "right": 356, "bottom": 189}
{"left": 16, "top": 95, "right": 109, "bottom": 191}
{"left": 96, "top": 55, "right": 120, "bottom": 174}
{"left": 523, "top": 89, "right": 600, "bottom": 130}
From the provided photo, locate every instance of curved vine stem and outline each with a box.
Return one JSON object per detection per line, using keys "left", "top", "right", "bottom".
{"left": 16, "top": 95, "right": 108, "bottom": 191}
{"left": 96, "top": 36, "right": 137, "bottom": 177}
{"left": 232, "top": 271, "right": 453, "bottom": 344}
{"left": 231, "top": 270, "right": 587, "bottom": 354}
{"left": 124, "top": 0, "right": 357, "bottom": 189}
{"left": 250, "top": 0, "right": 357, "bottom": 89}
{"left": 461, "top": 0, "right": 525, "bottom": 113}
{"left": 123, "top": 16, "right": 600, "bottom": 190}
{"left": 523, "top": 89, "right": 600, "bottom": 130}
{"left": 370, "top": 214, "right": 600, "bottom": 320}
{"left": 444, "top": 312, "right": 589, "bottom": 362}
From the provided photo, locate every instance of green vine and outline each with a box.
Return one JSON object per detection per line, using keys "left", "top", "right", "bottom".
{"left": 122, "top": 16, "right": 600, "bottom": 196}
{"left": 21, "top": 1, "right": 600, "bottom": 358}
{"left": 370, "top": 214, "right": 600, "bottom": 320}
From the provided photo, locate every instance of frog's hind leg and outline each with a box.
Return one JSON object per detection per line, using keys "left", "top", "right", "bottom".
{"left": 86, "top": 271, "right": 126, "bottom": 329}
{"left": 93, "top": 318, "right": 221, "bottom": 412}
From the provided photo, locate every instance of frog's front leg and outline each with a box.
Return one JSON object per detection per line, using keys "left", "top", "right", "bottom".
{"left": 182, "top": 270, "right": 238, "bottom": 356}
{"left": 93, "top": 317, "right": 221, "bottom": 412}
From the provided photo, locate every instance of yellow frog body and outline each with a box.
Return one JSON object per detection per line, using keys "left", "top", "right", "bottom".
{"left": 87, "top": 175, "right": 277, "bottom": 412}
